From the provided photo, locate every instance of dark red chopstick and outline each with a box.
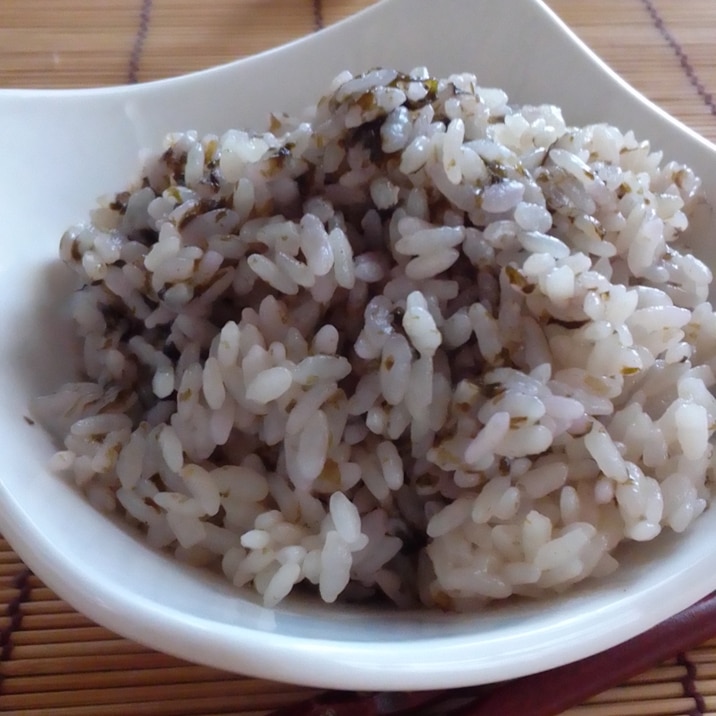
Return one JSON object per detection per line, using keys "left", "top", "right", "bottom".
{"left": 269, "top": 591, "right": 716, "bottom": 716}
{"left": 456, "top": 590, "right": 716, "bottom": 716}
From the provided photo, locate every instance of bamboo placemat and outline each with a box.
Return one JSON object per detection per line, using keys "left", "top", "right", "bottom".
{"left": 2, "top": 1, "right": 716, "bottom": 714}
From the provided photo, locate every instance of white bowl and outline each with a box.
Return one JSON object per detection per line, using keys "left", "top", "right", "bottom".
{"left": 1, "top": 0, "right": 716, "bottom": 691}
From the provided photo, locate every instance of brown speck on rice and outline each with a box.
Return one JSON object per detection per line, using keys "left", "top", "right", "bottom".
{"left": 34, "top": 67, "right": 716, "bottom": 611}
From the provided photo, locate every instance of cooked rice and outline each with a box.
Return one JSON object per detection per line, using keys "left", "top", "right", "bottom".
{"left": 33, "top": 67, "right": 716, "bottom": 610}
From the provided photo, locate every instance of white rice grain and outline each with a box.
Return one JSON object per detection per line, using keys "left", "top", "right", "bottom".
{"left": 296, "top": 410, "right": 330, "bottom": 485}
{"left": 263, "top": 563, "right": 302, "bottom": 608}
{"left": 158, "top": 425, "right": 184, "bottom": 473}
{"left": 584, "top": 424, "right": 628, "bottom": 482}
{"left": 402, "top": 291, "right": 441, "bottom": 357}
{"left": 675, "top": 403, "right": 709, "bottom": 460}
{"left": 319, "top": 531, "right": 352, "bottom": 603}
{"left": 245, "top": 366, "right": 294, "bottom": 404}
{"left": 376, "top": 440, "right": 404, "bottom": 490}
{"left": 330, "top": 492, "right": 363, "bottom": 544}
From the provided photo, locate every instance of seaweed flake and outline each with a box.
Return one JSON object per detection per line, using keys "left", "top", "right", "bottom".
{"left": 546, "top": 317, "right": 589, "bottom": 330}
{"left": 109, "top": 191, "right": 131, "bottom": 215}
{"left": 177, "top": 198, "right": 225, "bottom": 230}
{"left": 350, "top": 118, "right": 387, "bottom": 164}
{"left": 130, "top": 228, "right": 159, "bottom": 246}
{"left": 504, "top": 265, "right": 535, "bottom": 294}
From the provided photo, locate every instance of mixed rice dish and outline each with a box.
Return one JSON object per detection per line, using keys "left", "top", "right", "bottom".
{"left": 34, "top": 68, "right": 716, "bottom": 610}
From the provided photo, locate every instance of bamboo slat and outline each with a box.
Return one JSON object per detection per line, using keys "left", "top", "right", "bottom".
{"left": 1, "top": 666, "right": 247, "bottom": 694}
{"left": 9, "top": 626, "right": 126, "bottom": 646}
{"left": 586, "top": 682, "right": 686, "bottom": 704}
{"left": 561, "top": 698, "right": 698, "bottom": 716}
{"left": 9, "top": 639, "right": 151, "bottom": 660}
{"left": 13, "top": 599, "right": 76, "bottom": 615}
{"left": 0, "top": 682, "right": 309, "bottom": 710}
{"left": 1, "top": 652, "right": 188, "bottom": 677}
{"left": 2, "top": 611, "right": 94, "bottom": 630}
{"left": 626, "top": 665, "right": 687, "bottom": 683}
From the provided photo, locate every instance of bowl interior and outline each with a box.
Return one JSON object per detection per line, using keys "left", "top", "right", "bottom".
{"left": 1, "top": 0, "right": 716, "bottom": 691}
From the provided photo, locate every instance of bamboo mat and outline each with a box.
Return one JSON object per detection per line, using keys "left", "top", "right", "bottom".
{"left": 2, "top": 1, "right": 716, "bottom": 714}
